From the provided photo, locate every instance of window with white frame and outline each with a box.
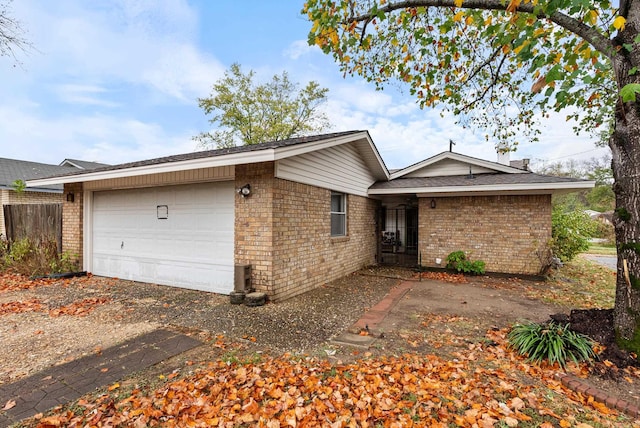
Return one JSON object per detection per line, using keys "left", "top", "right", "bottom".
{"left": 330, "top": 191, "right": 346, "bottom": 236}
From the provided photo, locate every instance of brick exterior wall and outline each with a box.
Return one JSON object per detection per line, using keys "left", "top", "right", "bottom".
{"left": 0, "top": 189, "right": 63, "bottom": 237}
{"left": 418, "top": 194, "right": 552, "bottom": 275}
{"left": 61, "top": 183, "right": 83, "bottom": 266}
{"left": 235, "top": 162, "right": 378, "bottom": 301}
{"left": 234, "top": 163, "right": 276, "bottom": 293}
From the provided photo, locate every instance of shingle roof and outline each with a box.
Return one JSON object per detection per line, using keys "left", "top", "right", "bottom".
{"left": 0, "top": 158, "right": 78, "bottom": 191}
{"left": 370, "top": 172, "right": 590, "bottom": 189}
{"left": 37, "top": 131, "right": 365, "bottom": 181}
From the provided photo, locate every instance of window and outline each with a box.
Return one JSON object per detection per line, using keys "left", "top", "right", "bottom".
{"left": 330, "top": 192, "right": 346, "bottom": 236}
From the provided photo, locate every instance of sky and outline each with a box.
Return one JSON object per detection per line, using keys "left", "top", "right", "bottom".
{"left": 0, "top": 0, "right": 611, "bottom": 170}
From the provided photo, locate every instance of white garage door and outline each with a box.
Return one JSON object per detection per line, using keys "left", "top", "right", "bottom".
{"left": 91, "top": 181, "right": 234, "bottom": 294}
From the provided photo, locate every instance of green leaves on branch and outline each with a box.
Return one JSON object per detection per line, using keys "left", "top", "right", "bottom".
{"left": 620, "top": 83, "right": 640, "bottom": 102}
{"left": 304, "top": 0, "right": 617, "bottom": 150}
{"left": 194, "top": 63, "right": 330, "bottom": 149}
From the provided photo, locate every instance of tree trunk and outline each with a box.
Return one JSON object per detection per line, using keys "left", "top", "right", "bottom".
{"left": 610, "top": 3, "right": 640, "bottom": 353}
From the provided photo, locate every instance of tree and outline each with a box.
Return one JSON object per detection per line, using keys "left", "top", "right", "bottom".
{"left": 533, "top": 155, "right": 615, "bottom": 212}
{"left": 551, "top": 207, "right": 597, "bottom": 262}
{"left": 194, "top": 63, "right": 330, "bottom": 149}
{"left": 0, "top": 0, "right": 30, "bottom": 65}
{"left": 304, "top": 0, "right": 640, "bottom": 353}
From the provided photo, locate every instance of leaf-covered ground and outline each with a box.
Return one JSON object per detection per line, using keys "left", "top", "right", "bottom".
{"left": 5, "top": 258, "right": 640, "bottom": 427}
{"left": 30, "top": 330, "right": 638, "bottom": 427}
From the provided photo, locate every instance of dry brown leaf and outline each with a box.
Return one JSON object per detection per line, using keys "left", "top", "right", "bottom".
{"left": 2, "top": 399, "right": 16, "bottom": 410}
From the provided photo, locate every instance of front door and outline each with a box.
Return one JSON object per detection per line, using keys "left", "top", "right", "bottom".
{"left": 378, "top": 204, "right": 418, "bottom": 267}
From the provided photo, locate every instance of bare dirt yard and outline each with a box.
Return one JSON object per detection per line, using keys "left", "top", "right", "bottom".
{"left": 1, "top": 258, "right": 639, "bottom": 427}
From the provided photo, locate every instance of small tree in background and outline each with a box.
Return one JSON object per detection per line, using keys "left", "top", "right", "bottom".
{"left": 194, "top": 63, "right": 330, "bottom": 149}
{"left": 551, "top": 207, "right": 597, "bottom": 262}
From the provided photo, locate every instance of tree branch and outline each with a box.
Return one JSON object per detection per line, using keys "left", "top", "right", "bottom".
{"left": 348, "top": 0, "right": 613, "bottom": 59}
{"left": 462, "top": 52, "right": 508, "bottom": 110}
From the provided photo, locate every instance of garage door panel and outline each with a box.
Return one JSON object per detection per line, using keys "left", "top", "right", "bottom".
{"left": 91, "top": 181, "right": 234, "bottom": 294}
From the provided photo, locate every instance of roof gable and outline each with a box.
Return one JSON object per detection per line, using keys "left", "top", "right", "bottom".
{"left": 390, "top": 152, "right": 528, "bottom": 179}
{"left": 59, "top": 159, "right": 110, "bottom": 170}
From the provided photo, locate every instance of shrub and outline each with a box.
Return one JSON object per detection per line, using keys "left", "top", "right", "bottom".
{"left": 445, "top": 251, "right": 486, "bottom": 275}
{"left": 508, "top": 321, "right": 596, "bottom": 368}
{"left": 551, "top": 207, "right": 597, "bottom": 262}
{"left": 1, "top": 237, "right": 78, "bottom": 276}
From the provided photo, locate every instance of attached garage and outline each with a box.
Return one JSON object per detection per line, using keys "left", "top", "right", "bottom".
{"left": 89, "top": 181, "right": 235, "bottom": 294}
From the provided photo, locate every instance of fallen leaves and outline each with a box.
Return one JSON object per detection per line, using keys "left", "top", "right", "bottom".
{"left": 0, "top": 297, "right": 109, "bottom": 318}
{"left": 417, "top": 271, "right": 468, "bottom": 283}
{"left": 0, "top": 273, "right": 56, "bottom": 293}
{"left": 29, "top": 330, "right": 629, "bottom": 428}
{"left": 49, "top": 298, "right": 110, "bottom": 317}
{"left": 0, "top": 299, "right": 45, "bottom": 316}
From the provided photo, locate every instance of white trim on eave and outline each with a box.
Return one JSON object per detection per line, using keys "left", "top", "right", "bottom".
{"left": 390, "top": 151, "right": 527, "bottom": 179}
{"left": 27, "top": 131, "right": 389, "bottom": 187}
{"left": 26, "top": 150, "right": 277, "bottom": 187}
{"left": 368, "top": 180, "right": 596, "bottom": 196}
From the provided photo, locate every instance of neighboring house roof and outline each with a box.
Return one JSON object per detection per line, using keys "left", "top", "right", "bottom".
{"left": 0, "top": 158, "right": 74, "bottom": 193}
{"left": 59, "top": 159, "right": 110, "bottom": 170}
{"left": 27, "top": 131, "right": 389, "bottom": 186}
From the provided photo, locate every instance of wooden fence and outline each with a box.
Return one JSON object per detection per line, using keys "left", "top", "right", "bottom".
{"left": 3, "top": 204, "right": 62, "bottom": 251}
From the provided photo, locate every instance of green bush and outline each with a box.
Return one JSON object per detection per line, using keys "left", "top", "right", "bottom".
{"left": 551, "top": 207, "right": 597, "bottom": 262}
{"left": 1, "top": 237, "right": 78, "bottom": 276}
{"left": 445, "top": 251, "right": 486, "bottom": 275}
{"left": 508, "top": 321, "right": 596, "bottom": 368}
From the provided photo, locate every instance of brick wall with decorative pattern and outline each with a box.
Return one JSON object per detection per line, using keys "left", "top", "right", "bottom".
{"left": 418, "top": 194, "right": 552, "bottom": 275}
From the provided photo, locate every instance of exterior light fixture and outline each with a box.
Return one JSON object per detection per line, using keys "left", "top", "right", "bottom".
{"left": 66, "top": 192, "right": 74, "bottom": 203}
{"left": 238, "top": 184, "right": 251, "bottom": 197}
{"left": 430, "top": 198, "right": 436, "bottom": 209}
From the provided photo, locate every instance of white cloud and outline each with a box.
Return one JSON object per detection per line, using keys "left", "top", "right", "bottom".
{"left": 54, "top": 84, "right": 120, "bottom": 107}
{"left": 13, "top": 0, "right": 224, "bottom": 102}
{"left": 284, "top": 40, "right": 318, "bottom": 60}
{"left": 0, "top": 106, "right": 195, "bottom": 165}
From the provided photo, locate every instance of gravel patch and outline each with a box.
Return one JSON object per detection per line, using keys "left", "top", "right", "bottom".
{"left": 0, "top": 268, "right": 406, "bottom": 383}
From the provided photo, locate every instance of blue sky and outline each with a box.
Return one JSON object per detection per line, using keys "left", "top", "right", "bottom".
{"left": 1, "top": 0, "right": 610, "bottom": 170}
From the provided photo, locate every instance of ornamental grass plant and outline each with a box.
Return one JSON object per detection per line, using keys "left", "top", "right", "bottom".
{"left": 508, "top": 321, "right": 597, "bottom": 368}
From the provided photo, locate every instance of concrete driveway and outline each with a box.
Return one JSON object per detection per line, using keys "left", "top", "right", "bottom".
{"left": 582, "top": 254, "right": 617, "bottom": 271}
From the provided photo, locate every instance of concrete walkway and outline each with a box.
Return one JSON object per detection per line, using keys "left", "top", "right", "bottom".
{"left": 0, "top": 329, "right": 201, "bottom": 427}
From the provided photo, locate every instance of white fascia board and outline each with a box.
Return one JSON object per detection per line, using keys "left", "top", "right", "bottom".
{"left": 390, "top": 152, "right": 527, "bottom": 179}
{"left": 26, "top": 150, "right": 276, "bottom": 187}
{"left": 368, "top": 180, "right": 596, "bottom": 196}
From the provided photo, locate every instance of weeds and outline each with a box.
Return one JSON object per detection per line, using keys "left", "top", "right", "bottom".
{"left": 0, "top": 237, "right": 78, "bottom": 276}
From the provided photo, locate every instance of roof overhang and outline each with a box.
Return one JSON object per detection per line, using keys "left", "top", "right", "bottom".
{"left": 27, "top": 131, "right": 389, "bottom": 187}
{"left": 368, "top": 180, "right": 596, "bottom": 197}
